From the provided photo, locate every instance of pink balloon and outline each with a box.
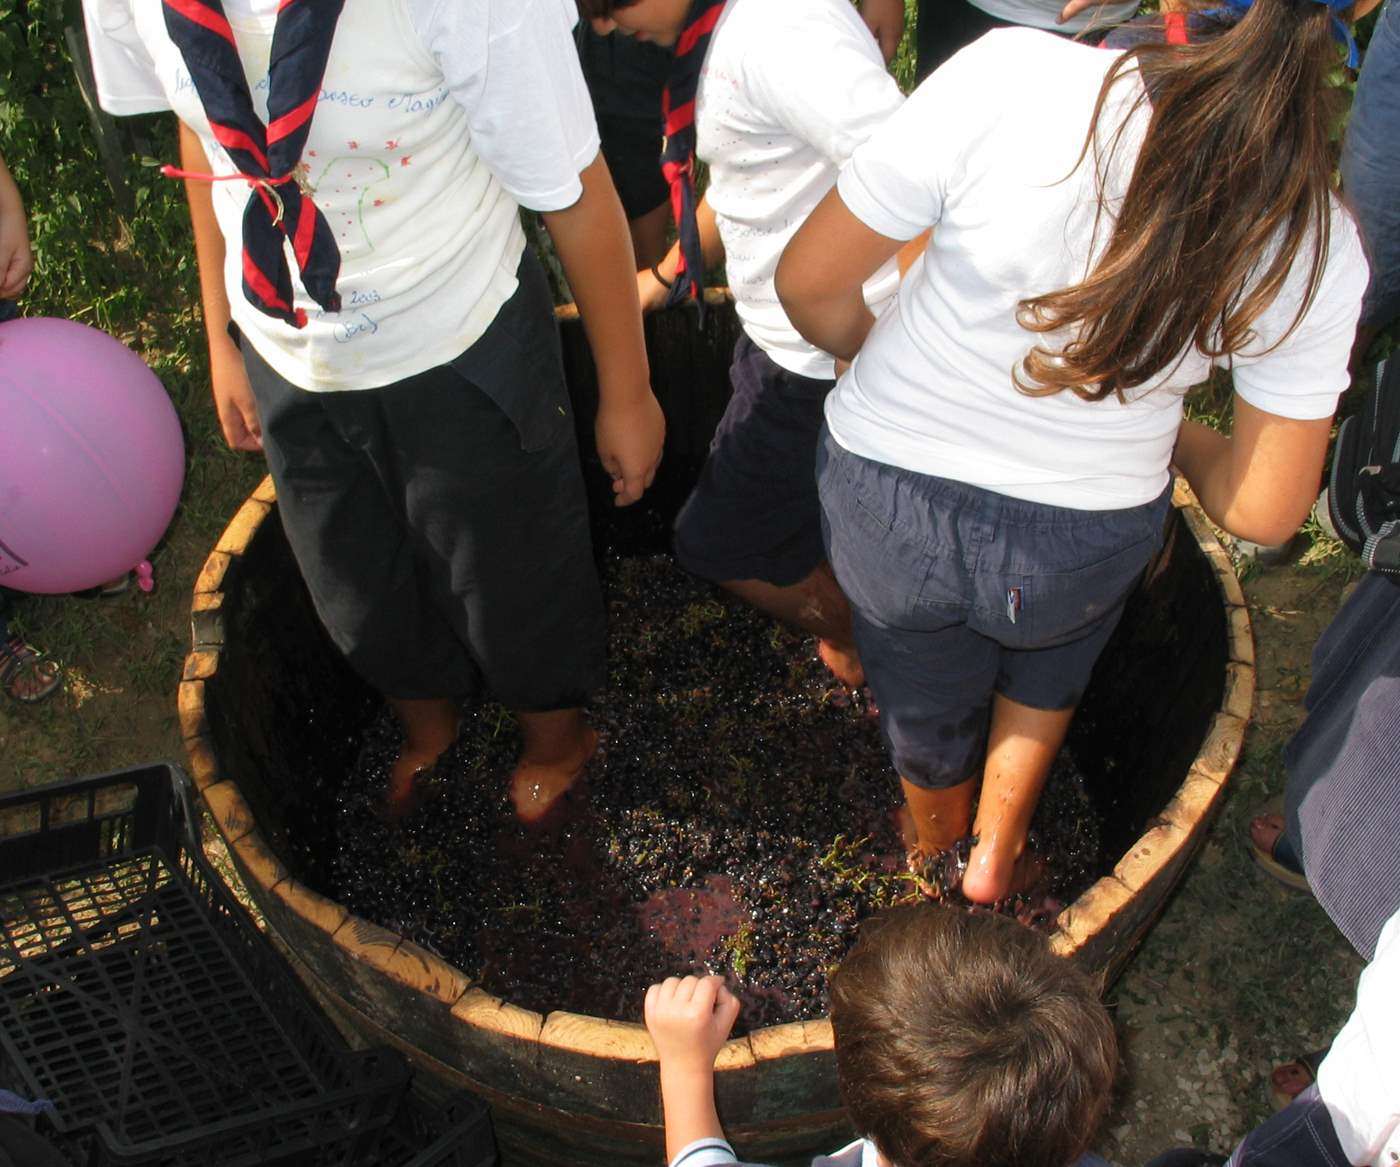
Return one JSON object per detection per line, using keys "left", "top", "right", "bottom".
{"left": 0, "top": 318, "right": 185, "bottom": 595}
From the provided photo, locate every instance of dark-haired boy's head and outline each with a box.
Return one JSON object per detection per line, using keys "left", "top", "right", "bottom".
{"left": 830, "top": 905, "right": 1117, "bottom": 1167}
{"left": 576, "top": 0, "right": 691, "bottom": 47}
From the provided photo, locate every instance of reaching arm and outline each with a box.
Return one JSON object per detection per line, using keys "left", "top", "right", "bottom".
{"left": 1172, "top": 397, "right": 1332, "bottom": 546}
{"left": 775, "top": 184, "right": 905, "bottom": 363}
{"left": 0, "top": 152, "right": 34, "bottom": 299}
{"left": 179, "top": 122, "right": 263, "bottom": 451}
{"left": 644, "top": 975, "right": 743, "bottom": 1162}
{"left": 542, "top": 152, "right": 664, "bottom": 507}
{"left": 637, "top": 194, "right": 724, "bottom": 313}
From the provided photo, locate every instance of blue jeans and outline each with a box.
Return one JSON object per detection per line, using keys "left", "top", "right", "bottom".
{"left": 1341, "top": 0, "right": 1400, "bottom": 331}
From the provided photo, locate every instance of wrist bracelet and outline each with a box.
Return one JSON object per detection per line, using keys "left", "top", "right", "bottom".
{"left": 650, "top": 262, "right": 673, "bottom": 290}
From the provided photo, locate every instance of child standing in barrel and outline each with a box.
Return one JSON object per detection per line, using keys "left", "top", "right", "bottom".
{"left": 580, "top": 0, "right": 906, "bottom": 691}
{"left": 82, "top": 0, "right": 664, "bottom": 822}
{"left": 777, "top": 0, "right": 1374, "bottom": 903}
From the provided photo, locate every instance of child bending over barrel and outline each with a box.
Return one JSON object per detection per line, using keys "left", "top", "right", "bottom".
{"left": 644, "top": 904, "right": 1117, "bottom": 1167}
{"left": 776, "top": 0, "right": 1376, "bottom": 904}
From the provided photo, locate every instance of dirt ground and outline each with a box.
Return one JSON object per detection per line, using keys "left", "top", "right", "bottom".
{"left": 0, "top": 505, "right": 1368, "bottom": 1164}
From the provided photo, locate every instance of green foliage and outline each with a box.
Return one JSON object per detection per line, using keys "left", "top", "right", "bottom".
{"left": 890, "top": 0, "right": 920, "bottom": 92}
{"left": 0, "top": 0, "right": 194, "bottom": 332}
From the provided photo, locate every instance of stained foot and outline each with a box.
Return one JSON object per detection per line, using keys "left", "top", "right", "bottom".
{"left": 1271, "top": 1059, "right": 1315, "bottom": 1104}
{"left": 960, "top": 838, "right": 1047, "bottom": 905}
{"left": 817, "top": 639, "right": 865, "bottom": 689}
{"left": 380, "top": 724, "right": 459, "bottom": 823}
{"left": 907, "top": 837, "right": 973, "bottom": 900}
{"left": 510, "top": 726, "right": 599, "bottom": 825}
{"left": 1250, "top": 812, "right": 1285, "bottom": 856}
{"left": 823, "top": 683, "right": 880, "bottom": 719}
{"left": 380, "top": 764, "right": 430, "bottom": 823}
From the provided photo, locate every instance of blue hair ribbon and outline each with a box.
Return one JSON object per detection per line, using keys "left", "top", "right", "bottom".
{"left": 1203, "top": 0, "right": 1359, "bottom": 66}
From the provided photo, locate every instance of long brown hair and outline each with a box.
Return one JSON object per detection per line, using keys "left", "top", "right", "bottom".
{"left": 1016, "top": 0, "right": 1346, "bottom": 402}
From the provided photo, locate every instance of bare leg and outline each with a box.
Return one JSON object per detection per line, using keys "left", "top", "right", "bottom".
{"left": 900, "top": 775, "right": 977, "bottom": 859}
{"left": 385, "top": 696, "right": 460, "bottom": 819}
{"left": 628, "top": 202, "right": 672, "bottom": 271}
{"left": 721, "top": 563, "right": 863, "bottom": 686}
{"left": 960, "top": 694, "right": 1075, "bottom": 905}
{"left": 509, "top": 707, "right": 599, "bottom": 823}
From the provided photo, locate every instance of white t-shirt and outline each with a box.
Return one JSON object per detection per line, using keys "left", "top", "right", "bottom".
{"left": 1316, "top": 907, "right": 1400, "bottom": 1166}
{"left": 826, "top": 29, "right": 1367, "bottom": 510}
{"left": 697, "top": 0, "right": 904, "bottom": 381}
{"left": 668, "top": 1135, "right": 878, "bottom": 1167}
{"left": 82, "top": 0, "right": 599, "bottom": 391}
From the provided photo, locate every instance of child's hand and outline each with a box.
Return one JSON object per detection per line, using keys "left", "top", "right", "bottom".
{"left": 0, "top": 219, "right": 32, "bottom": 299}
{"left": 210, "top": 337, "right": 264, "bottom": 451}
{"left": 0, "top": 159, "right": 34, "bottom": 300}
{"left": 596, "top": 386, "right": 664, "bottom": 506}
{"left": 644, "top": 975, "right": 741, "bottom": 1073}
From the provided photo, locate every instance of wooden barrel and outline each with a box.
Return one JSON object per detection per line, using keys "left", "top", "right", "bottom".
{"left": 180, "top": 294, "right": 1252, "bottom": 1167}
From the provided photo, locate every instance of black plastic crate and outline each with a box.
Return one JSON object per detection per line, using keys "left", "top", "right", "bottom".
{"left": 364, "top": 1092, "right": 497, "bottom": 1167}
{"left": 0, "top": 763, "right": 410, "bottom": 1166}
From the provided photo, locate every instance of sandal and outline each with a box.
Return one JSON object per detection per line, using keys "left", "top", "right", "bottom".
{"left": 0, "top": 636, "right": 62, "bottom": 703}
{"left": 1270, "top": 1047, "right": 1328, "bottom": 1110}
{"left": 1247, "top": 796, "right": 1311, "bottom": 893}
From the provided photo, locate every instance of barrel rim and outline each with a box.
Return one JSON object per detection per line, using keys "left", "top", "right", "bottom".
{"left": 181, "top": 475, "right": 1252, "bottom": 1072}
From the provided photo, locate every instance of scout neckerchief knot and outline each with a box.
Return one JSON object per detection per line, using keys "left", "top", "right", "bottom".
{"left": 1206, "top": 0, "right": 1359, "bottom": 66}
{"left": 660, "top": 0, "right": 728, "bottom": 321}
{"left": 160, "top": 0, "right": 345, "bottom": 328}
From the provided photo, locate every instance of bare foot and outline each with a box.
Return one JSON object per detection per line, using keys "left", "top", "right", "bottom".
{"left": 381, "top": 763, "right": 428, "bottom": 823}
{"left": 906, "top": 837, "right": 972, "bottom": 900}
{"left": 823, "top": 683, "right": 880, "bottom": 720}
{"left": 382, "top": 739, "right": 453, "bottom": 823}
{"left": 817, "top": 638, "right": 865, "bottom": 689}
{"left": 960, "top": 837, "right": 1047, "bottom": 905}
{"left": 510, "top": 725, "right": 599, "bottom": 825}
{"left": 1270, "top": 1059, "right": 1315, "bottom": 1104}
{"left": 381, "top": 698, "right": 460, "bottom": 823}
{"left": 1250, "top": 812, "right": 1286, "bottom": 856}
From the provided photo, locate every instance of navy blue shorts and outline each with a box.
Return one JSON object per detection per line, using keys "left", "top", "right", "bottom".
{"left": 674, "top": 335, "right": 833, "bottom": 587}
{"left": 817, "top": 429, "right": 1171, "bottom": 790}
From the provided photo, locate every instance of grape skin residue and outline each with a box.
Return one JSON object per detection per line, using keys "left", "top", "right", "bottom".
{"left": 291, "top": 554, "right": 1101, "bottom": 1035}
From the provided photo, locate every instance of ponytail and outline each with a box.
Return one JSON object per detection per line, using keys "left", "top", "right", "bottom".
{"left": 1015, "top": 0, "right": 1347, "bottom": 402}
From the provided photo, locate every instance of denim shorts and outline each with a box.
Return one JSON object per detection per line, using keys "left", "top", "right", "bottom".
{"left": 674, "top": 334, "right": 833, "bottom": 587}
{"left": 817, "top": 428, "right": 1171, "bottom": 790}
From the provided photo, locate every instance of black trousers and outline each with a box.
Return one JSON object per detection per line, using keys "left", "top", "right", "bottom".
{"left": 238, "top": 255, "right": 605, "bottom": 710}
